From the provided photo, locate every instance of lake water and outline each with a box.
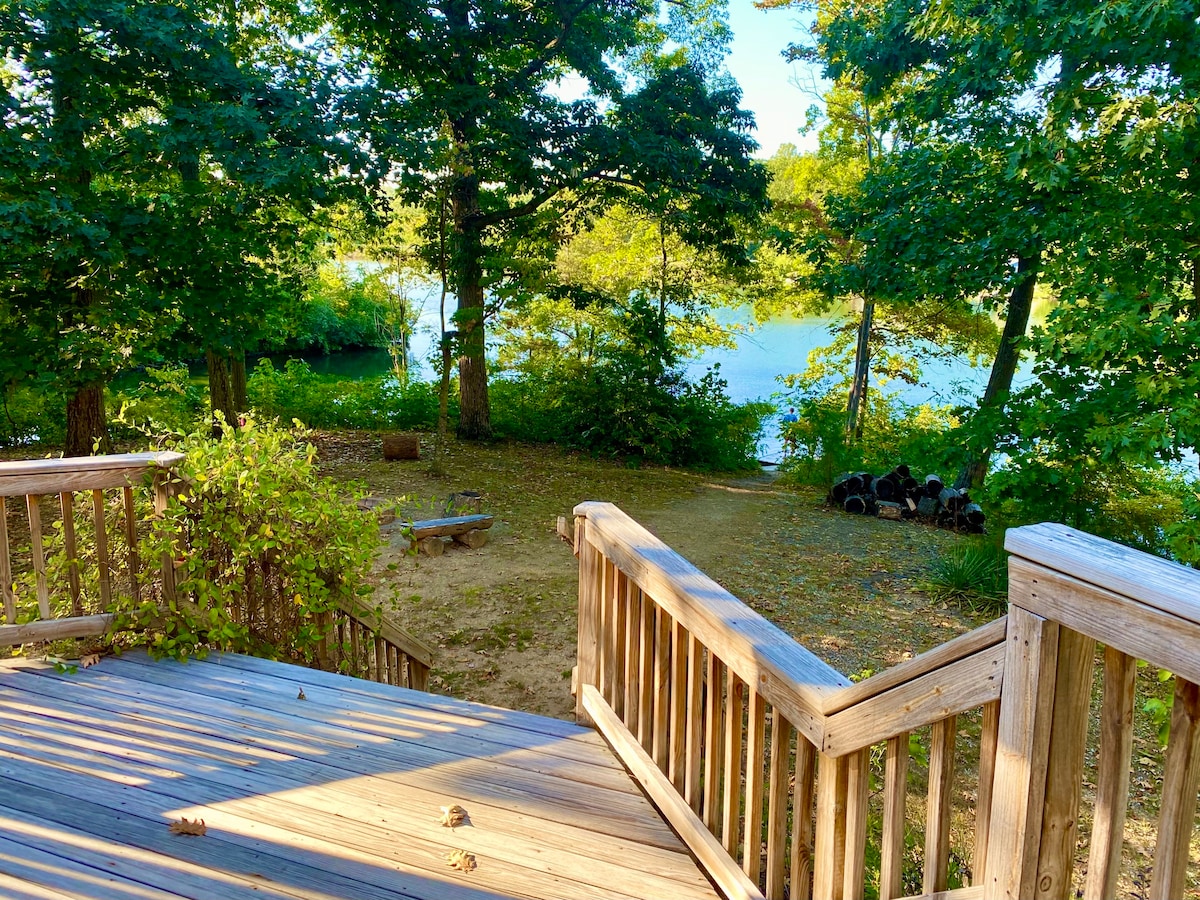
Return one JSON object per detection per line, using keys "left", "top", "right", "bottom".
{"left": 288, "top": 301, "right": 1019, "bottom": 464}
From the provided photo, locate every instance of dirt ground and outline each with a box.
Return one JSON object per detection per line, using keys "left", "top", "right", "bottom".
{"left": 314, "top": 431, "right": 981, "bottom": 720}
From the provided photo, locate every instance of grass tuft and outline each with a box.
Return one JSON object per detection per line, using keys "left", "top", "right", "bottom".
{"left": 920, "top": 541, "right": 1008, "bottom": 616}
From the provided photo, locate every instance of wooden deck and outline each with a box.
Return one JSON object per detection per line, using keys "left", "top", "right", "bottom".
{"left": 0, "top": 652, "right": 722, "bottom": 900}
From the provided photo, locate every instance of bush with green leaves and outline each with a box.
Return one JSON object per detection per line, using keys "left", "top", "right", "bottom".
{"left": 247, "top": 359, "right": 442, "bottom": 431}
{"left": 122, "top": 420, "right": 383, "bottom": 661}
{"left": 109, "top": 365, "right": 207, "bottom": 439}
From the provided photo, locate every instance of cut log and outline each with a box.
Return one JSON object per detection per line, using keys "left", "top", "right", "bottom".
{"left": 875, "top": 475, "right": 898, "bottom": 501}
{"left": 877, "top": 501, "right": 903, "bottom": 521}
{"left": 902, "top": 476, "right": 920, "bottom": 495}
{"left": 844, "top": 495, "right": 876, "bottom": 515}
{"left": 831, "top": 476, "right": 854, "bottom": 504}
{"left": 939, "top": 487, "right": 966, "bottom": 512}
{"left": 917, "top": 496, "right": 939, "bottom": 518}
{"left": 963, "top": 503, "right": 986, "bottom": 527}
{"left": 924, "top": 474, "right": 944, "bottom": 497}
{"left": 894, "top": 463, "right": 911, "bottom": 479}
{"left": 417, "top": 536, "right": 445, "bottom": 557}
{"left": 453, "top": 530, "right": 488, "bottom": 550}
{"left": 382, "top": 433, "right": 420, "bottom": 460}
{"left": 448, "top": 490, "right": 483, "bottom": 513}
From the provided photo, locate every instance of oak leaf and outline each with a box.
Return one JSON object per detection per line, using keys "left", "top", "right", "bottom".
{"left": 446, "top": 849, "right": 476, "bottom": 872}
{"left": 439, "top": 804, "right": 468, "bottom": 828}
{"left": 169, "top": 818, "right": 207, "bottom": 836}
{"left": 80, "top": 654, "right": 100, "bottom": 668}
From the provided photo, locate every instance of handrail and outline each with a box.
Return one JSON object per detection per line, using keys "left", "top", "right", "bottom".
{"left": 1, "top": 452, "right": 435, "bottom": 694}
{"left": 574, "top": 503, "right": 1200, "bottom": 900}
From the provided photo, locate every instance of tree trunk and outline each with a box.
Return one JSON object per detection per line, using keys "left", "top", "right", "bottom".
{"left": 207, "top": 347, "right": 237, "bottom": 434}
{"left": 845, "top": 296, "right": 874, "bottom": 440}
{"left": 450, "top": 162, "right": 491, "bottom": 440}
{"left": 64, "top": 382, "right": 111, "bottom": 456}
{"left": 955, "top": 252, "right": 1041, "bottom": 489}
{"left": 230, "top": 352, "right": 248, "bottom": 413}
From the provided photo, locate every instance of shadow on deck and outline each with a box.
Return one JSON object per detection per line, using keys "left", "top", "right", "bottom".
{"left": 0, "top": 651, "right": 721, "bottom": 900}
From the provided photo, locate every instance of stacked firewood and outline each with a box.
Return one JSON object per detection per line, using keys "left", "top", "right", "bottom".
{"left": 829, "top": 465, "right": 986, "bottom": 532}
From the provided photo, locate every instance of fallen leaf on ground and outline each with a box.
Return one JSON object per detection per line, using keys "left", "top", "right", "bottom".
{"left": 439, "top": 804, "right": 468, "bottom": 828}
{"left": 80, "top": 654, "right": 100, "bottom": 668}
{"left": 446, "top": 849, "right": 476, "bottom": 872}
{"left": 169, "top": 818, "right": 207, "bottom": 836}
{"left": 297, "top": 688, "right": 307, "bottom": 701}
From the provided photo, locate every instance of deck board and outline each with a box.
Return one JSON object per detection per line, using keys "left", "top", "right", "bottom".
{"left": 0, "top": 653, "right": 722, "bottom": 900}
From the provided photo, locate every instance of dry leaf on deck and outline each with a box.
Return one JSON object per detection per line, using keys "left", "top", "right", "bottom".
{"left": 169, "top": 817, "right": 207, "bottom": 836}
{"left": 80, "top": 654, "right": 100, "bottom": 668}
{"left": 297, "top": 688, "right": 307, "bottom": 701}
{"left": 446, "top": 849, "right": 476, "bottom": 872}
{"left": 439, "top": 804, "right": 468, "bottom": 828}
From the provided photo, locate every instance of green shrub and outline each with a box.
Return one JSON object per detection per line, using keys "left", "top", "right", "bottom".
{"left": 0, "top": 381, "right": 62, "bottom": 448}
{"left": 109, "top": 365, "right": 207, "bottom": 438}
{"left": 918, "top": 540, "right": 1008, "bottom": 616}
{"left": 247, "top": 359, "right": 443, "bottom": 431}
{"left": 121, "top": 419, "right": 384, "bottom": 662}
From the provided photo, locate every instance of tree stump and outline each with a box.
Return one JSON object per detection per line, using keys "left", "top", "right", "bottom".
{"left": 383, "top": 433, "right": 420, "bottom": 460}
{"left": 453, "top": 530, "right": 488, "bottom": 550}
{"left": 417, "top": 536, "right": 445, "bottom": 557}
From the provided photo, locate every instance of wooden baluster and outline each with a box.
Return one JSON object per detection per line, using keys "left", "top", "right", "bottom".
{"left": 1083, "top": 648, "right": 1135, "bottom": 900}
{"left": 880, "top": 733, "right": 910, "bottom": 900}
{"left": 765, "top": 710, "right": 793, "bottom": 900}
{"left": 984, "top": 607, "right": 1060, "bottom": 899}
{"left": 1034, "top": 628, "right": 1095, "bottom": 900}
{"left": 813, "top": 752, "right": 848, "bottom": 900}
{"left": 669, "top": 619, "right": 688, "bottom": 791}
{"left": 391, "top": 645, "right": 402, "bottom": 686}
{"left": 685, "top": 633, "right": 704, "bottom": 811}
{"left": 924, "top": 716, "right": 958, "bottom": 894}
{"left": 152, "top": 469, "right": 176, "bottom": 610}
{"left": 974, "top": 701, "right": 1000, "bottom": 887}
{"left": 843, "top": 747, "right": 870, "bottom": 900}
{"left": 350, "top": 620, "right": 362, "bottom": 677}
{"left": 721, "top": 674, "right": 745, "bottom": 857}
{"left": 0, "top": 496, "right": 13, "bottom": 624}
{"left": 653, "top": 606, "right": 672, "bottom": 772}
{"left": 59, "top": 492, "right": 82, "bottom": 615}
{"left": 791, "top": 736, "right": 816, "bottom": 900}
{"left": 575, "top": 521, "right": 601, "bottom": 725}
{"left": 613, "top": 569, "right": 628, "bottom": 720}
{"left": 315, "top": 610, "right": 333, "bottom": 670}
{"left": 599, "top": 559, "right": 615, "bottom": 705}
{"left": 623, "top": 577, "right": 640, "bottom": 731}
{"left": 409, "top": 659, "right": 430, "bottom": 692}
{"left": 637, "top": 588, "right": 654, "bottom": 748}
{"left": 91, "top": 490, "right": 111, "bottom": 609}
{"left": 1149, "top": 676, "right": 1200, "bottom": 900}
{"left": 703, "top": 654, "right": 727, "bottom": 833}
{"left": 743, "top": 687, "right": 767, "bottom": 885}
{"left": 25, "top": 495, "right": 50, "bottom": 619}
{"left": 122, "top": 486, "right": 139, "bottom": 606}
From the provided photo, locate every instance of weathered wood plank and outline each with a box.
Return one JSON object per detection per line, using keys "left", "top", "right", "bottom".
{"left": 26, "top": 494, "right": 49, "bottom": 619}
{"left": 653, "top": 604, "right": 672, "bottom": 771}
{"left": 1082, "top": 648, "right": 1135, "bottom": 900}
{"left": 0, "top": 452, "right": 183, "bottom": 498}
{"left": 974, "top": 701, "right": 999, "bottom": 888}
{"left": 880, "top": 733, "right": 910, "bottom": 900}
{"left": 821, "top": 643, "right": 1003, "bottom": 756}
{"left": 670, "top": 618, "right": 689, "bottom": 790}
{"left": 1008, "top": 557, "right": 1200, "bottom": 686}
{"left": 823, "top": 617, "right": 1008, "bottom": 715}
{"left": 765, "top": 710, "right": 792, "bottom": 900}
{"left": 982, "top": 607, "right": 1060, "bottom": 900}
{"left": 812, "top": 752, "right": 847, "bottom": 900}
{"left": 924, "top": 716, "right": 957, "bottom": 894}
{"left": 843, "top": 747, "right": 869, "bottom": 900}
{"left": 92, "top": 489, "right": 111, "bottom": 608}
{"left": 584, "top": 686, "right": 765, "bottom": 900}
{"left": 1149, "top": 676, "right": 1200, "bottom": 900}
{"left": 0, "top": 496, "right": 12, "bottom": 623}
{"left": 743, "top": 687, "right": 768, "bottom": 885}
{"left": 685, "top": 633, "right": 704, "bottom": 811}
{"left": 790, "top": 735, "right": 816, "bottom": 900}
{"left": 576, "top": 517, "right": 601, "bottom": 725}
{"left": 1034, "top": 627, "right": 1095, "bottom": 900}
{"left": 574, "top": 502, "right": 850, "bottom": 747}
{"left": 722, "top": 674, "right": 745, "bottom": 856}
{"left": 703, "top": 654, "right": 727, "bottom": 833}
{"left": 0, "top": 613, "right": 114, "bottom": 647}
{"left": 59, "top": 491, "right": 82, "bottom": 615}
{"left": 405, "top": 513, "right": 493, "bottom": 539}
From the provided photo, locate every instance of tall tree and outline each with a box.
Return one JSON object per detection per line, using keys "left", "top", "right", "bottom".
{"left": 321, "top": 0, "right": 767, "bottom": 439}
{"left": 0, "top": 0, "right": 356, "bottom": 452}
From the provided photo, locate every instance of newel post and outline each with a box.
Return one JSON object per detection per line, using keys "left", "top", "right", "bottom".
{"left": 575, "top": 511, "right": 602, "bottom": 725}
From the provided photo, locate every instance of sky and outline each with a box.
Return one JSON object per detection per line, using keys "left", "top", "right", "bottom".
{"left": 724, "top": 3, "right": 824, "bottom": 158}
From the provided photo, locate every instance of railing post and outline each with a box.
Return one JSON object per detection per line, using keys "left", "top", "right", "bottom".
{"left": 575, "top": 514, "right": 601, "bottom": 725}
{"left": 152, "top": 466, "right": 178, "bottom": 608}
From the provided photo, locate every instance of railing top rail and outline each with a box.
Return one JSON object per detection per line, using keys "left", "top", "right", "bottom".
{"left": 1007, "top": 521, "right": 1200, "bottom": 626}
{"left": 0, "top": 451, "right": 185, "bottom": 498}
{"left": 575, "top": 501, "right": 851, "bottom": 739}
{"left": 0, "top": 451, "right": 185, "bottom": 479}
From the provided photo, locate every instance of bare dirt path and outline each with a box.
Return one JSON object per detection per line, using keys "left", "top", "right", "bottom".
{"left": 315, "top": 432, "right": 984, "bottom": 720}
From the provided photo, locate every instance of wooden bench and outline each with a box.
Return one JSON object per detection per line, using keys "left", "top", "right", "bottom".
{"left": 406, "top": 514, "right": 493, "bottom": 556}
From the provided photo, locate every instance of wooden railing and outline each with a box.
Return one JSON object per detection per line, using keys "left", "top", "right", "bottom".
{"left": 0, "top": 453, "right": 432, "bottom": 692}
{"left": 0, "top": 452, "right": 182, "bottom": 647}
{"left": 573, "top": 502, "right": 1200, "bottom": 900}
